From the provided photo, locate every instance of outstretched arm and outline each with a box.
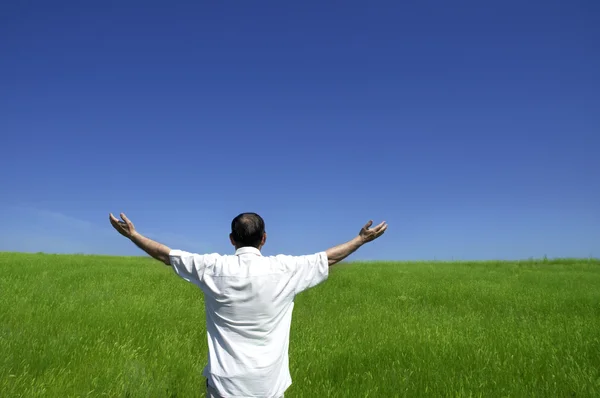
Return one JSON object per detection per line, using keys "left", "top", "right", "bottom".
{"left": 109, "top": 213, "right": 172, "bottom": 265}
{"left": 325, "top": 220, "right": 388, "bottom": 266}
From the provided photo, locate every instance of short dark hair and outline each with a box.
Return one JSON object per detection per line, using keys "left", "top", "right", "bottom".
{"left": 230, "top": 212, "right": 265, "bottom": 248}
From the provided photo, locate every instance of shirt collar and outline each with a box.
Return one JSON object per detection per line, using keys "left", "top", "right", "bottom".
{"left": 234, "top": 247, "right": 262, "bottom": 256}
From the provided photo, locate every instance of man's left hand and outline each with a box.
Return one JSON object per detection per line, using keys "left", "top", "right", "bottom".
{"left": 109, "top": 212, "right": 136, "bottom": 239}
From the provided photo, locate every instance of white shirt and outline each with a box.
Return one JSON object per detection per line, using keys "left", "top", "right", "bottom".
{"left": 168, "top": 246, "right": 329, "bottom": 397}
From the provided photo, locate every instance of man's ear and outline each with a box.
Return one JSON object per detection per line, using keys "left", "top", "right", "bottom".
{"left": 261, "top": 233, "right": 267, "bottom": 247}
{"left": 229, "top": 233, "right": 236, "bottom": 246}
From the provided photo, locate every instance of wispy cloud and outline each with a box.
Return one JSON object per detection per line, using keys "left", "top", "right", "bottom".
{"left": 10, "top": 205, "right": 97, "bottom": 231}
{"left": 0, "top": 205, "right": 213, "bottom": 255}
{"left": 38, "top": 210, "right": 95, "bottom": 231}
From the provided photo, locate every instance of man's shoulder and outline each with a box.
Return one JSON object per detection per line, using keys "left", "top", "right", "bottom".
{"left": 269, "top": 251, "right": 328, "bottom": 259}
{"left": 171, "top": 250, "right": 326, "bottom": 261}
{"left": 170, "top": 249, "right": 224, "bottom": 257}
{"left": 267, "top": 252, "right": 329, "bottom": 268}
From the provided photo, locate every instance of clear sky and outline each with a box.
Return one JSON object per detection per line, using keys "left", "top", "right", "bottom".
{"left": 1, "top": 1, "right": 598, "bottom": 261}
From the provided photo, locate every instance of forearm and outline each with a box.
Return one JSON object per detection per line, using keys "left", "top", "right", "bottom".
{"left": 325, "top": 236, "right": 364, "bottom": 266}
{"left": 130, "top": 231, "right": 172, "bottom": 265}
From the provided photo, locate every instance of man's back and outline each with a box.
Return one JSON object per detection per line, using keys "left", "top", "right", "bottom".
{"left": 169, "top": 246, "right": 329, "bottom": 397}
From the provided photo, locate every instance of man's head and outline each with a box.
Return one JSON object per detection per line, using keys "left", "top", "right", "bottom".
{"left": 230, "top": 212, "right": 266, "bottom": 250}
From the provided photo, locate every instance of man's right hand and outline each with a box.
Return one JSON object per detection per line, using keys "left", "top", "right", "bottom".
{"left": 359, "top": 220, "right": 388, "bottom": 243}
{"left": 109, "top": 212, "right": 137, "bottom": 239}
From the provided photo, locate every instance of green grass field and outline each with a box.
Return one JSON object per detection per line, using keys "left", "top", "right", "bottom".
{"left": 1, "top": 252, "right": 599, "bottom": 397}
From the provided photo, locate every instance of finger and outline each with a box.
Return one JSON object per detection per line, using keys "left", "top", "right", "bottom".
{"left": 372, "top": 222, "right": 387, "bottom": 233}
{"left": 109, "top": 213, "right": 128, "bottom": 236}
{"left": 370, "top": 222, "right": 385, "bottom": 233}
{"left": 376, "top": 224, "right": 388, "bottom": 236}
{"left": 120, "top": 212, "right": 132, "bottom": 226}
{"left": 109, "top": 213, "right": 120, "bottom": 227}
{"left": 363, "top": 220, "right": 373, "bottom": 230}
{"left": 374, "top": 221, "right": 386, "bottom": 230}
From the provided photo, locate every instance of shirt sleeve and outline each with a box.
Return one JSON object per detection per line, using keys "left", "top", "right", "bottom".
{"left": 287, "top": 251, "right": 330, "bottom": 294}
{"left": 169, "top": 249, "right": 211, "bottom": 288}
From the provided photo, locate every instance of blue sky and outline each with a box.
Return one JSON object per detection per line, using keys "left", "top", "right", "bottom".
{"left": 1, "top": 1, "right": 598, "bottom": 260}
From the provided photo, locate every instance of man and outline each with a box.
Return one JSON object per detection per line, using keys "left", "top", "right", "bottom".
{"left": 109, "top": 212, "right": 387, "bottom": 398}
